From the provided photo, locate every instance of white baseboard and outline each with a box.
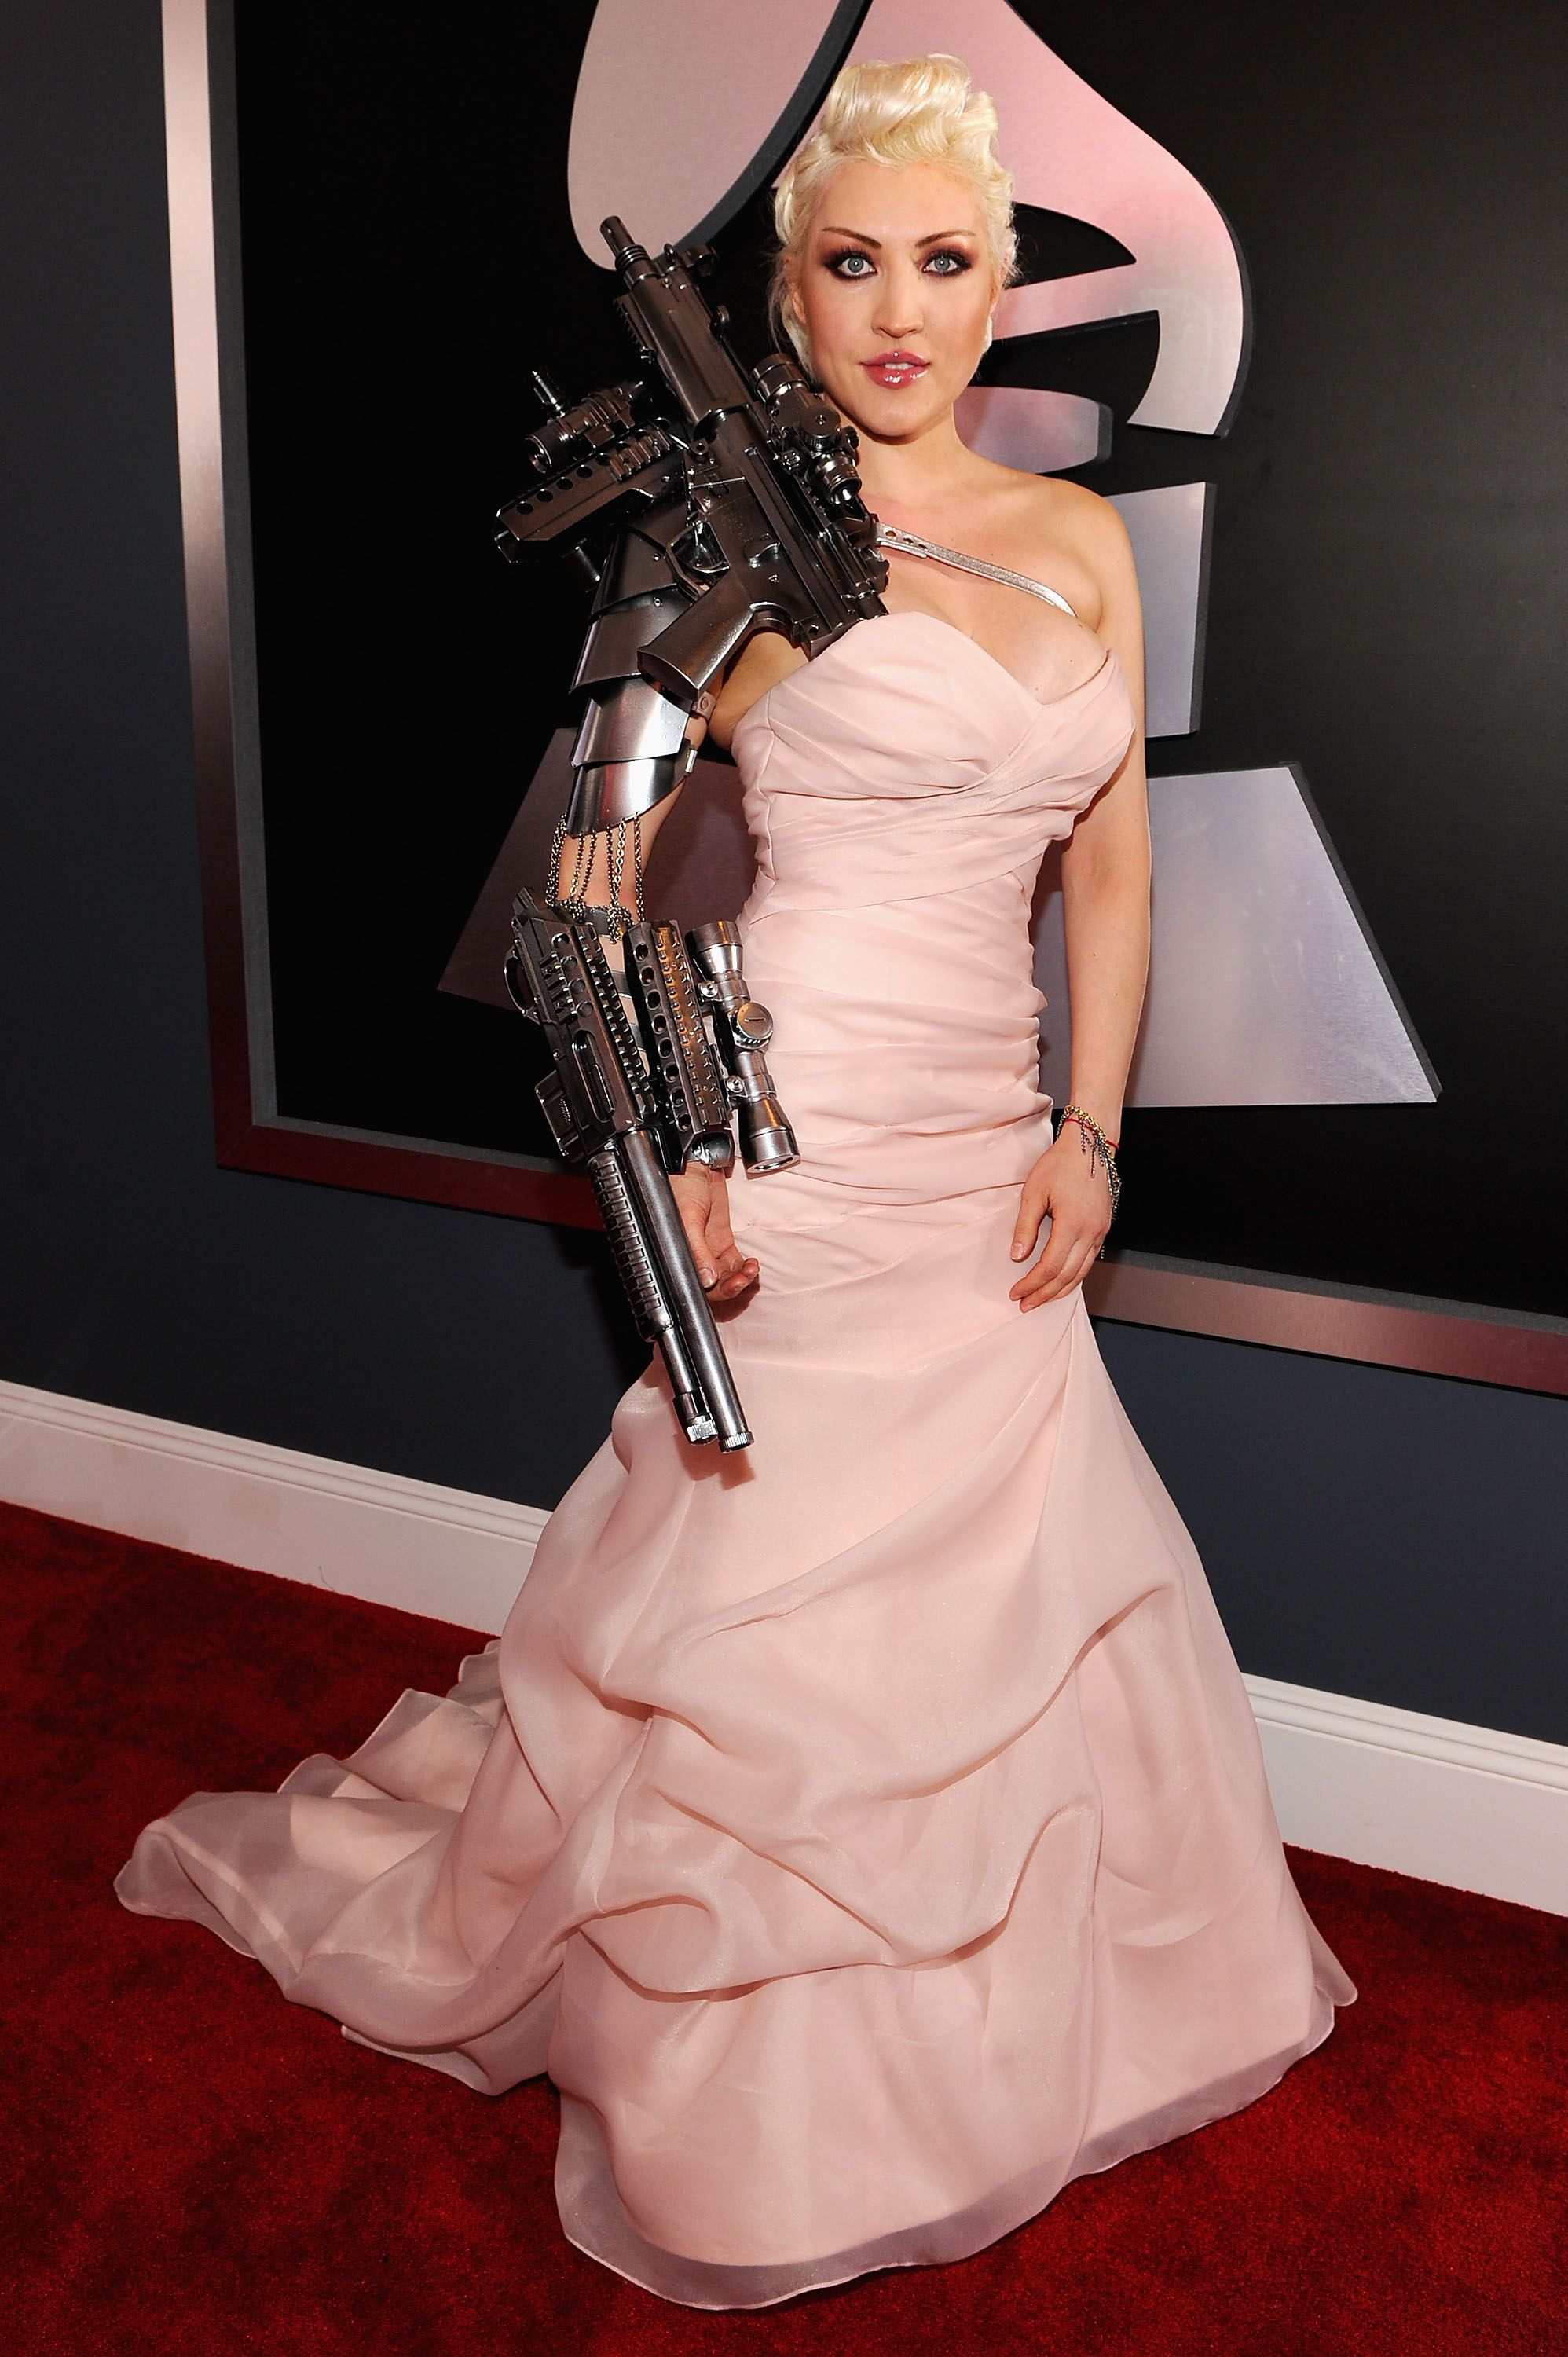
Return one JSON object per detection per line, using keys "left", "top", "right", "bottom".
{"left": 1246, "top": 1675, "right": 1568, "bottom": 1919}
{"left": 0, "top": 1378, "right": 547, "bottom": 1635}
{"left": 2, "top": 1378, "right": 1564, "bottom": 1919}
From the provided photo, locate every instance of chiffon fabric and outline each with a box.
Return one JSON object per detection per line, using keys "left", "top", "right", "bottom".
{"left": 117, "top": 608, "right": 1357, "bottom": 2308}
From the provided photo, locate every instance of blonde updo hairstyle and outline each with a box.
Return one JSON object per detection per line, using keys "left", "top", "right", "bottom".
{"left": 769, "top": 53, "right": 1018, "bottom": 372}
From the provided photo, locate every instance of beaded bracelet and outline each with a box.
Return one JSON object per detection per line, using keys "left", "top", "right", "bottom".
{"left": 1057, "top": 1103, "right": 1122, "bottom": 1224}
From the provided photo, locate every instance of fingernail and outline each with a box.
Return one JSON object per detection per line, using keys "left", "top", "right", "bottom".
{"left": 699, "top": 1266, "right": 716, "bottom": 1287}
{"left": 1010, "top": 1243, "right": 1024, "bottom": 1259}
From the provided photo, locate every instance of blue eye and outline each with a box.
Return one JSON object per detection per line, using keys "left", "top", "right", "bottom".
{"left": 822, "top": 245, "right": 973, "bottom": 280}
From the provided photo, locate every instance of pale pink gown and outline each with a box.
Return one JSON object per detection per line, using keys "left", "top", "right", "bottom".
{"left": 117, "top": 608, "right": 1357, "bottom": 2309}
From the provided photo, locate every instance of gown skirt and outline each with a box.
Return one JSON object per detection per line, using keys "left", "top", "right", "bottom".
{"left": 117, "top": 610, "right": 1357, "bottom": 2309}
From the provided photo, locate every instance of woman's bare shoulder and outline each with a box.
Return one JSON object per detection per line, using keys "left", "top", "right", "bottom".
{"left": 1006, "top": 471, "right": 1139, "bottom": 627}
{"left": 1000, "top": 467, "right": 1131, "bottom": 557}
{"left": 959, "top": 456, "right": 1131, "bottom": 624}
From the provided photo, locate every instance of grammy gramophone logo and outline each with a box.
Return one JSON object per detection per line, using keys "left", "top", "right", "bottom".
{"left": 451, "top": 0, "right": 1434, "bottom": 1112}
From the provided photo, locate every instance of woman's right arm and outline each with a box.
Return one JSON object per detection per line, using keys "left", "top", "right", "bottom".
{"left": 551, "top": 768, "right": 760, "bottom": 1307}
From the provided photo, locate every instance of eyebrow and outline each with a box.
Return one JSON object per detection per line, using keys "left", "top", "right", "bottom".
{"left": 818, "top": 227, "right": 978, "bottom": 247}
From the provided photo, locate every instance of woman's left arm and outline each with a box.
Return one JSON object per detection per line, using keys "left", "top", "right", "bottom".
{"left": 1009, "top": 498, "right": 1151, "bottom": 1309}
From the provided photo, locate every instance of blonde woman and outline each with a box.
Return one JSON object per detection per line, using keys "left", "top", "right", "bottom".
{"left": 119, "top": 55, "right": 1357, "bottom": 2309}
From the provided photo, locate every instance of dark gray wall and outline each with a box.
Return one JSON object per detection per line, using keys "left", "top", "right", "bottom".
{"left": 1096, "top": 1323, "right": 1567, "bottom": 1747}
{"left": 3, "top": 0, "right": 1564, "bottom": 1747}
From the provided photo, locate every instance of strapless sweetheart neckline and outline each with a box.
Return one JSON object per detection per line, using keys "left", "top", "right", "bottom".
{"left": 731, "top": 606, "right": 1119, "bottom": 748}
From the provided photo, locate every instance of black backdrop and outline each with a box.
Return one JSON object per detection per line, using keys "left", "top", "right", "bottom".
{"left": 233, "top": 0, "right": 1568, "bottom": 1319}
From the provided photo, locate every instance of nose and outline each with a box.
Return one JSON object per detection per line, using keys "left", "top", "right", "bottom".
{"left": 872, "top": 257, "right": 925, "bottom": 344}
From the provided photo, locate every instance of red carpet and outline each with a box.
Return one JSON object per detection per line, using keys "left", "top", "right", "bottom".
{"left": 3, "top": 1498, "right": 1563, "bottom": 2356}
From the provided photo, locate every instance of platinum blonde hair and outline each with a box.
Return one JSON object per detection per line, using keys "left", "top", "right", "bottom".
{"left": 768, "top": 53, "right": 1017, "bottom": 371}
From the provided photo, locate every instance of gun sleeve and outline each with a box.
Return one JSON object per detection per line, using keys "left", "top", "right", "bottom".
{"left": 505, "top": 890, "right": 755, "bottom": 1450}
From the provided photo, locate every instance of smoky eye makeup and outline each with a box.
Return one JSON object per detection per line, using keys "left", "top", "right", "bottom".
{"left": 822, "top": 247, "right": 875, "bottom": 278}
{"left": 820, "top": 244, "right": 976, "bottom": 279}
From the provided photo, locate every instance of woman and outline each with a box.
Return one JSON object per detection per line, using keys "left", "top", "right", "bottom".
{"left": 118, "top": 55, "right": 1357, "bottom": 2311}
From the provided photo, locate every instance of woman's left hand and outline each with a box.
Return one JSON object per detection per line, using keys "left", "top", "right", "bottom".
{"left": 1008, "top": 1127, "right": 1113, "bottom": 1310}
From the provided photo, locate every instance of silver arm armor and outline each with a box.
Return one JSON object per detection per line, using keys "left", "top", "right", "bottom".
{"left": 562, "top": 526, "right": 712, "bottom": 835}
{"left": 550, "top": 522, "right": 799, "bottom": 1185}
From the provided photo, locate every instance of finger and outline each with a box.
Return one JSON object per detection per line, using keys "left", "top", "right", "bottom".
{"left": 1023, "top": 1226, "right": 1094, "bottom": 1301}
{"left": 709, "top": 1244, "right": 759, "bottom": 1302}
{"left": 1017, "top": 1232, "right": 1104, "bottom": 1307}
{"left": 708, "top": 1236, "right": 757, "bottom": 1299}
{"left": 696, "top": 1207, "right": 758, "bottom": 1301}
{"left": 1009, "top": 1219, "right": 1077, "bottom": 1299}
{"left": 1029, "top": 1230, "right": 1103, "bottom": 1297}
{"left": 1011, "top": 1225, "right": 1093, "bottom": 1304}
{"left": 677, "top": 1205, "right": 718, "bottom": 1288}
{"left": 705, "top": 1189, "right": 738, "bottom": 1260}
{"left": 1009, "top": 1186, "right": 1050, "bottom": 1263}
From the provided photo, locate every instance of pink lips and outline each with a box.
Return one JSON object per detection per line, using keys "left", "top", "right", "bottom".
{"left": 861, "top": 350, "right": 930, "bottom": 390}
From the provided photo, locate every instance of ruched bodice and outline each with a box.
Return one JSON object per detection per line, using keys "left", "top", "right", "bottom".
{"left": 718, "top": 610, "right": 1135, "bottom": 1236}
{"left": 732, "top": 607, "right": 1134, "bottom": 910}
{"left": 117, "top": 610, "right": 1355, "bottom": 2312}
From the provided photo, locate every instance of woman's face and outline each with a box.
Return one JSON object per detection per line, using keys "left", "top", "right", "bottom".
{"left": 785, "top": 159, "right": 997, "bottom": 443}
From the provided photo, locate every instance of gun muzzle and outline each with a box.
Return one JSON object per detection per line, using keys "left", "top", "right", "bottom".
{"left": 601, "top": 216, "right": 641, "bottom": 273}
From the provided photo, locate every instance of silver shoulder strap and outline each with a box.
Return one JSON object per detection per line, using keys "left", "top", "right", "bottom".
{"left": 874, "top": 523, "right": 1079, "bottom": 620}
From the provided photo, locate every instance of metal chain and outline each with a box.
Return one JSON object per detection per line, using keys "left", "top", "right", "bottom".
{"left": 606, "top": 816, "right": 626, "bottom": 916}
{"left": 545, "top": 808, "right": 647, "bottom": 937}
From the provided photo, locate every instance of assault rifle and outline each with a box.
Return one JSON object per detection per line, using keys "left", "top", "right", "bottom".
{"left": 497, "top": 217, "right": 888, "bottom": 1447}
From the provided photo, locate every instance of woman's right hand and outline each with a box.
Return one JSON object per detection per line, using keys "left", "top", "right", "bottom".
{"left": 669, "top": 1162, "right": 759, "bottom": 1304}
